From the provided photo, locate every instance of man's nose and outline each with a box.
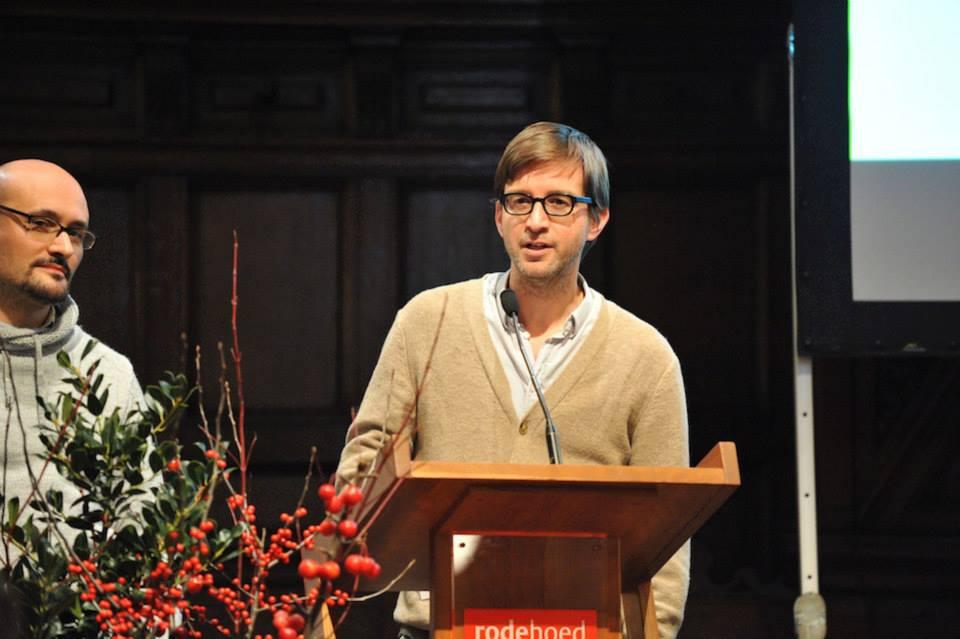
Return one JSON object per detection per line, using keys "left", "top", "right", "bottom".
{"left": 525, "top": 201, "right": 551, "bottom": 229}
{"left": 48, "top": 229, "right": 76, "bottom": 256}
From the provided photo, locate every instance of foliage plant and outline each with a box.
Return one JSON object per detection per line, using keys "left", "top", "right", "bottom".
{"left": 0, "top": 235, "right": 407, "bottom": 639}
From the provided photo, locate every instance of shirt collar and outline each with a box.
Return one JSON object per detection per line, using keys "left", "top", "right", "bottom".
{"left": 492, "top": 271, "right": 597, "bottom": 339}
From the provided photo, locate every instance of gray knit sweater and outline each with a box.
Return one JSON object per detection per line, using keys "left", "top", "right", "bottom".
{"left": 338, "top": 278, "right": 690, "bottom": 638}
{"left": 1, "top": 296, "right": 143, "bottom": 562}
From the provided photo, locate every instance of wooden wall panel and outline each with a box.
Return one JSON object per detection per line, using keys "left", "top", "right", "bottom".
{"left": 68, "top": 187, "right": 135, "bottom": 357}
{"left": 193, "top": 189, "right": 339, "bottom": 409}
{"left": 189, "top": 41, "right": 346, "bottom": 143}
{"left": 610, "top": 187, "right": 762, "bottom": 416}
{"left": 0, "top": 35, "right": 138, "bottom": 141}
{"left": 403, "top": 187, "right": 505, "bottom": 299}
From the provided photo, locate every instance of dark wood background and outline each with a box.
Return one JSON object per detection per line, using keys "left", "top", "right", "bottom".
{"left": 1, "top": 3, "right": 957, "bottom": 637}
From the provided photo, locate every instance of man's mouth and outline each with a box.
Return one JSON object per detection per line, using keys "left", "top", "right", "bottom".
{"left": 33, "top": 258, "right": 71, "bottom": 280}
{"left": 523, "top": 241, "right": 551, "bottom": 251}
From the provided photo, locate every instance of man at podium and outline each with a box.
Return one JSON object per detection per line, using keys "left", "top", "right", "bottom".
{"left": 336, "top": 122, "right": 690, "bottom": 639}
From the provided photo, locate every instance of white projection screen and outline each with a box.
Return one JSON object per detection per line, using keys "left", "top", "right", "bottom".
{"left": 792, "top": 1, "right": 960, "bottom": 356}
{"left": 849, "top": 0, "right": 960, "bottom": 302}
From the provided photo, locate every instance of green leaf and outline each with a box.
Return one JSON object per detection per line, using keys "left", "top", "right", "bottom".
{"left": 157, "top": 496, "right": 177, "bottom": 520}
{"left": 72, "top": 531, "right": 90, "bottom": 559}
{"left": 59, "top": 395, "right": 74, "bottom": 423}
{"left": 6, "top": 496, "right": 20, "bottom": 524}
{"left": 186, "top": 460, "right": 206, "bottom": 486}
{"left": 64, "top": 516, "right": 94, "bottom": 531}
{"left": 141, "top": 507, "right": 159, "bottom": 532}
{"left": 68, "top": 449, "right": 90, "bottom": 474}
{"left": 81, "top": 338, "right": 99, "bottom": 360}
{"left": 158, "top": 440, "right": 178, "bottom": 460}
{"left": 148, "top": 450, "right": 163, "bottom": 473}
{"left": 56, "top": 350, "right": 71, "bottom": 369}
{"left": 44, "top": 489, "right": 63, "bottom": 512}
{"left": 86, "top": 393, "right": 103, "bottom": 416}
{"left": 25, "top": 518, "right": 41, "bottom": 549}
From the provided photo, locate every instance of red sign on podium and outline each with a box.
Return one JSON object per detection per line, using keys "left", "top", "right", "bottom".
{"left": 463, "top": 609, "right": 598, "bottom": 639}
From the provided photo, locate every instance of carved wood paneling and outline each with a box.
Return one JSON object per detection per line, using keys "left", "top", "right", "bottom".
{"left": 68, "top": 187, "right": 136, "bottom": 357}
{"left": 341, "top": 177, "right": 402, "bottom": 405}
{"left": 193, "top": 188, "right": 340, "bottom": 409}
{"left": 0, "top": 34, "right": 139, "bottom": 141}
{"left": 140, "top": 176, "right": 190, "bottom": 382}
{"left": 403, "top": 187, "right": 504, "bottom": 299}
{"left": 189, "top": 41, "right": 347, "bottom": 143}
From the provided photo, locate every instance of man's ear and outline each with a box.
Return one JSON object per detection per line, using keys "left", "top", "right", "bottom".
{"left": 587, "top": 208, "right": 610, "bottom": 241}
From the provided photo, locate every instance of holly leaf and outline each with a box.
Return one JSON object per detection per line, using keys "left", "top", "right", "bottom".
{"left": 81, "top": 339, "right": 99, "bottom": 360}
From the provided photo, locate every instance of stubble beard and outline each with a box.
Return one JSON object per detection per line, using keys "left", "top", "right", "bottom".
{"left": 0, "top": 266, "right": 72, "bottom": 308}
{"left": 20, "top": 276, "right": 70, "bottom": 306}
{"left": 506, "top": 242, "right": 582, "bottom": 293}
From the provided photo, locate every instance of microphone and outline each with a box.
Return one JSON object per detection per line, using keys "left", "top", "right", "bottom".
{"left": 499, "top": 289, "right": 562, "bottom": 464}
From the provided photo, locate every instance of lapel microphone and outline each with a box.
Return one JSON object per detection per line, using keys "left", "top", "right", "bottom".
{"left": 499, "top": 288, "right": 562, "bottom": 464}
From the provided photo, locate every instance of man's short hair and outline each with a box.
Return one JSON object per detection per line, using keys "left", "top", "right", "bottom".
{"left": 494, "top": 121, "right": 610, "bottom": 222}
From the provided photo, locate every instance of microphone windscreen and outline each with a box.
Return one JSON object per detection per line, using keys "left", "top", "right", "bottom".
{"left": 499, "top": 288, "right": 520, "bottom": 316}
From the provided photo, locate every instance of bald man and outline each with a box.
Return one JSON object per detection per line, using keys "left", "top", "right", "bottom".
{"left": 0, "top": 160, "right": 143, "bottom": 567}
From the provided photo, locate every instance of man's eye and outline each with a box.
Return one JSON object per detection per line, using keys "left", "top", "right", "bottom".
{"left": 29, "top": 217, "right": 59, "bottom": 231}
{"left": 65, "top": 228, "right": 84, "bottom": 239}
{"left": 545, "top": 195, "right": 570, "bottom": 207}
{"left": 509, "top": 195, "right": 532, "bottom": 205}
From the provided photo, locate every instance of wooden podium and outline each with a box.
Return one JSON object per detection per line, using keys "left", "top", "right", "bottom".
{"left": 351, "top": 441, "right": 739, "bottom": 639}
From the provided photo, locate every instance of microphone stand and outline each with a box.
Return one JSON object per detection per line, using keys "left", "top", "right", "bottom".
{"left": 500, "top": 289, "right": 562, "bottom": 464}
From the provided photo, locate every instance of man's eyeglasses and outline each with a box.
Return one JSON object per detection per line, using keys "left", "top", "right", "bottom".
{"left": 496, "top": 192, "right": 594, "bottom": 217}
{"left": 0, "top": 203, "right": 96, "bottom": 250}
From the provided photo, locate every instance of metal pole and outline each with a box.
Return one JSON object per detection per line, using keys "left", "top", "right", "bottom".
{"left": 788, "top": 22, "right": 827, "bottom": 638}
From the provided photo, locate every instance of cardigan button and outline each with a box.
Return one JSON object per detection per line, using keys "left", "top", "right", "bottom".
{"left": 519, "top": 422, "right": 528, "bottom": 435}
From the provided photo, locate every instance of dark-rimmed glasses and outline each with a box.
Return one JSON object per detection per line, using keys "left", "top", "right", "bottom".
{"left": 0, "top": 203, "right": 96, "bottom": 250}
{"left": 496, "top": 192, "right": 594, "bottom": 217}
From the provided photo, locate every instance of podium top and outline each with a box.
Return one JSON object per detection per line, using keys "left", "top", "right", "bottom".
{"left": 357, "top": 441, "right": 739, "bottom": 591}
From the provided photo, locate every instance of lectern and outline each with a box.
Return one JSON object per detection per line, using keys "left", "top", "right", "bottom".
{"left": 344, "top": 441, "right": 739, "bottom": 639}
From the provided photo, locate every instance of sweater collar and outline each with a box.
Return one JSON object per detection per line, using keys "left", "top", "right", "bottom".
{"left": 0, "top": 296, "right": 79, "bottom": 354}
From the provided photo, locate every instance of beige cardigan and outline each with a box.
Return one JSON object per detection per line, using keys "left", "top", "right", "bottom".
{"left": 338, "top": 278, "right": 690, "bottom": 638}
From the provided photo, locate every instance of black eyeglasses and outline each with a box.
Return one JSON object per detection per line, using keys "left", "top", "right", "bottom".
{"left": 0, "top": 203, "right": 96, "bottom": 250}
{"left": 496, "top": 192, "right": 594, "bottom": 217}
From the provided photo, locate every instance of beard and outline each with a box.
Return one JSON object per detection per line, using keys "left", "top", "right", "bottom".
{"left": 20, "top": 277, "right": 70, "bottom": 305}
{"left": 18, "top": 256, "right": 73, "bottom": 305}
{"left": 503, "top": 239, "right": 584, "bottom": 291}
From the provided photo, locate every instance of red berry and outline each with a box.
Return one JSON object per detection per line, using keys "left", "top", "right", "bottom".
{"left": 205, "top": 449, "right": 219, "bottom": 459}
{"left": 341, "top": 485, "right": 364, "bottom": 506}
{"left": 325, "top": 495, "right": 344, "bottom": 514}
{"left": 319, "top": 560, "right": 341, "bottom": 581}
{"left": 186, "top": 576, "right": 204, "bottom": 594}
{"left": 337, "top": 519, "right": 358, "bottom": 539}
{"left": 279, "top": 628, "right": 298, "bottom": 639}
{"left": 297, "top": 559, "right": 321, "bottom": 580}
{"left": 200, "top": 520, "right": 215, "bottom": 533}
{"left": 344, "top": 554, "right": 364, "bottom": 575}
{"left": 166, "top": 459, "right": 181, "bottom": 472}
{"left": 273, "top": 610, "right": 290, "bottom": 629}
{"left": 317, "top": 484, "right": 336, "bottom": 501}
{"left": 317, "top": 520, "right": 336, "bottom": 536}
{"left": 287, "top": 613, "right": 306, "bottom": 632}
{"left": 364, "top": 560, "right": 382, "bottom": 579}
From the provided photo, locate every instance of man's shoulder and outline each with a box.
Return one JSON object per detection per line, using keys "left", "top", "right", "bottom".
{"left": 400, "top": 278, "right": 482, "bottom": 318}
{"left": 64, "top": 326, "right": 138, "bottom": 378}
{"left": 599, "top": 297, "right": 678, "bottom": 361}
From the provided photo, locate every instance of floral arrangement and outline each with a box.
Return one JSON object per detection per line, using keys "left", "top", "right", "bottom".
{"left": 0, "top": 235, "right": 406, "bottom": 639}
